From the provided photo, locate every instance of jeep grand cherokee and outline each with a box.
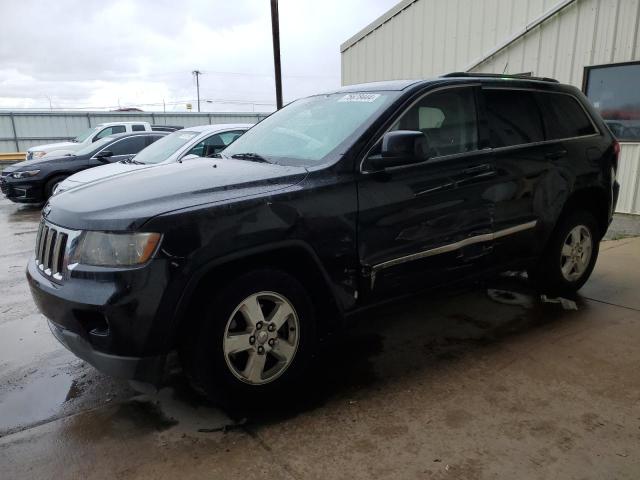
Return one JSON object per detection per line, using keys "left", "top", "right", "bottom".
{"left": 27, "top": 74, "right": 620, "bottom": 404}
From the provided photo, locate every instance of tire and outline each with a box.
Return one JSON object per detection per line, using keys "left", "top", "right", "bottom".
{"left": 44, "top": 175, "right": 67, "bottom": 200}
{"left": 180, "top": 268, "right": 317, "bottom": 407}
{"left": 529, "top": 210, "right": 600, "bottom": 296}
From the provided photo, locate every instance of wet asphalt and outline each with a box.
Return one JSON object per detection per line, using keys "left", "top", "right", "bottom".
{"left": 0, "top": 195, "right": 639, "bottom": 479}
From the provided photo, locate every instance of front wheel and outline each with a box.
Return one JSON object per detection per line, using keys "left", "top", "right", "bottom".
{"left": 529, "top": 211, "right": 600, "bottom": 295}
{"left": 44, "top": 175, "right": 67, "bottom": 200}
{"left": 180, "top": 269, "right": 316, "bottom": 406}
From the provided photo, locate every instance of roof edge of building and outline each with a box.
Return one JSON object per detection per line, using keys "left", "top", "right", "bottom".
{"left": 340, "top": 0, "right": 418, "bottom": 53}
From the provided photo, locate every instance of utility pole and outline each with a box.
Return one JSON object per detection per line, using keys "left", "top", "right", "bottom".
{"left": 192, "top": 70, "right": 202, "bottom": 112}
{"left": 270, "top": 0, "right": 283, "bottom": 109}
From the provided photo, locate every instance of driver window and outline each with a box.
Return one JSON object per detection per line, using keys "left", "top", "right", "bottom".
{"left": 187, "top": 131, "right": 244, "bottom": 158}
{"left": 94, "top": 125, "right": 126, "bottom": 141}
{"left": 390, "top": 88, "right": 479, "bottom": 159}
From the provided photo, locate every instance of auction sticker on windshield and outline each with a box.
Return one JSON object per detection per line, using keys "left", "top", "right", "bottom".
{"left": 338, "top": 93, "right": 381, "bottom": 103}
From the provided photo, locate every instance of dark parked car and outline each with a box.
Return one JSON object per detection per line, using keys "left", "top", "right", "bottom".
{"left": 2, "top": 131, "right": 167, "bottom": 203}
{"left": 28, "top": 74, "right": 619, "bottom": 405}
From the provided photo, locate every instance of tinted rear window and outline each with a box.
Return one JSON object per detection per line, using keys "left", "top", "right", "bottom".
{"left": 535, "top": 92, "right": 596, "bottom": 139}
{"left": 484, "top": 89, "right": 544, "bottom": 148}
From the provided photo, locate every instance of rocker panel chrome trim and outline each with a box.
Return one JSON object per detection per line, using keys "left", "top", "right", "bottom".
{"left": 369, "top": 220, "right": 538, "bottom": 288}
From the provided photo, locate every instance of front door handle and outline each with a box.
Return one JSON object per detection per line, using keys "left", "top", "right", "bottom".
{"left": 545, "top": 149, "right": 567, "bottom": 160}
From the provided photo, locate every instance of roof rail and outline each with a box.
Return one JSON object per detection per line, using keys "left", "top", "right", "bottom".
{"left": 441, "top": 72, "right": 559, "bottom": 83}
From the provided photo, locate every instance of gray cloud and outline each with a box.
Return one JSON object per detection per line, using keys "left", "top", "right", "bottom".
{"left": 0, "top": 0, "right": 397, "bottom": 111}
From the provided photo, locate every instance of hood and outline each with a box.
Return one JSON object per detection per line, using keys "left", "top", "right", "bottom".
{"left": 2, "top": 154, "right": 77, "bottom": 173}
{"left": 46, "top": 158, "right": 308, "bottom": 231}
{"left": 62, "top": 161, "right": 154, "bottom": 186}
{"left": 28, "top": 141, "right": 79, "bottom": 153}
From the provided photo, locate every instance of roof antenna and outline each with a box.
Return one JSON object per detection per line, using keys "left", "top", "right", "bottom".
{"left": 502, "top": 62, "right": 509, "bottom": 74}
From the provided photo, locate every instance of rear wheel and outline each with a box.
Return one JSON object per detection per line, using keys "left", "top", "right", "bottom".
{"left": 180, "top": 269, "right": 316, "bottom": 406}
{"left": 530, "top": 210, "right": 600, "bottom": 295}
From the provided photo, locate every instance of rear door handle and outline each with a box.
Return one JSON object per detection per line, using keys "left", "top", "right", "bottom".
{"left": 545, "top": 149, "right": 567, "bottom": 160}
{"left": 462, "top": 164, "right": 492, "bottom": 175}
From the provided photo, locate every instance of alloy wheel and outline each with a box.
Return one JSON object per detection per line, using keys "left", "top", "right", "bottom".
{"left": 560, "top": 225, "right": 593, "bottom": 282}
{"left": 223, "top": 291, "right": 299, "bottom": 385}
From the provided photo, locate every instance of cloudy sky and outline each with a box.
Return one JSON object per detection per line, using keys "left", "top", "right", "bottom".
{"left": 0, "top": 0, "right": 397, "bottom": 112}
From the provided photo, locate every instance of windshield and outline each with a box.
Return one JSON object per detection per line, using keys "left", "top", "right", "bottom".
{"left": 74, "top": 135, "right": 115, "bottom": 156}
{"left": 223, "top": 92, "right": 394, "bottom": 166}
{"left": 133, "top": 130, "right": 199, "bottom": 164}
{"left": 73, "top": 126, "right": 99, "bottom": 143}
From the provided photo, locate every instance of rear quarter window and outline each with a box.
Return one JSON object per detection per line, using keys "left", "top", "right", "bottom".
{"left": 132, "top": 124, "right": 146, "bottom": 132}
{"left": 535, "top": 92, "right": 597, "bottom": 140}
{"left": 484, "top": 89, "right": 544, "bottom": 148}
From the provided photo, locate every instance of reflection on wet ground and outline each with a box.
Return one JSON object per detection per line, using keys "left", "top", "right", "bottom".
{"left": 4, "top": 204, "right": 42, "bottom": 224}
{"left": 1, "top": 372, "right": 73, "bottom": 433}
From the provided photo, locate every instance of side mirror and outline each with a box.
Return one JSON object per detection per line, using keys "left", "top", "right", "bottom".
{"left": 180, "top": 154, "right": 201, "bottom": 161}
{"left": 367, "top": 130, "right": 425, "bottom": 170}
{"left": 95, "top": 150, "right": 113, "bottom": 162}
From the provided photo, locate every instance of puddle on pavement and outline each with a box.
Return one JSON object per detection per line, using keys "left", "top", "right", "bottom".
{"left": 0, "top": 372, "right": 73, "bottom": 434}
{"left": 487, "top": 288, "right": 536, "bottom": 308}
{"left": 0, "top": 314, "right": 63, "bottom": 373}
{"left": 4, "top": 203, "right": 42, "bottom": 221}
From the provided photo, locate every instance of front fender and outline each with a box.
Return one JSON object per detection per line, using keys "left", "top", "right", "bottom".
{"left": 166, "top": 240, "right": 343, "bottom": 347}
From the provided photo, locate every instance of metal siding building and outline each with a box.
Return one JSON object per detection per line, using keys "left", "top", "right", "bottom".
{"left": 341, "top": 0, "right": 640, "bottom": 214}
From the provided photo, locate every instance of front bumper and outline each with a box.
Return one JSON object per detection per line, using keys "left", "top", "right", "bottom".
{"left": 48, "top": 319, "right": 166, "bottom": 381}
{"left": 1, "top": 177, "right": 44, "bottom": 203}
{"left": 27, "top": 256, "right": 172, "bottom": 383}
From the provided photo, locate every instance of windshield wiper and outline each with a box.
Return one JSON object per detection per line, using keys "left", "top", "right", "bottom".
{"left": 230, "top": 152, "right": 270, "bottom": 163}
{"left": 119, "top": 156, "right": 144, "bottom": 164}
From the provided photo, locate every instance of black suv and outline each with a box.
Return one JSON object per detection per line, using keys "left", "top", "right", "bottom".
{"left": 27, "top": 74, "right": 619, "bottom": 404}
{"left": 2, "top": 131, "right": 167, "bottom": 203}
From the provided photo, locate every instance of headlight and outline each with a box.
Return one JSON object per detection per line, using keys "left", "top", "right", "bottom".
{"left": 52, "top": 183, "right": 63, "bottom": 195}
{"left": 70, "top": 231, "right": 162, "bottom": 267}
{"left": 11, "top": 170, "right": 40, "bottom": 179}
{"left": 32, "top": 151, "right": 46, "bottom": 158}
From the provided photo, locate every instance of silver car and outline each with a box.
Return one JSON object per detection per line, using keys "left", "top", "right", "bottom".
{"left": 54, "top": 123, "right": 251, "bottom": 195}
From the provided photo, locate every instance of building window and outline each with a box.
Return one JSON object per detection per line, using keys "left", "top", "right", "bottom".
{"left": 584, "top": 62, "right": 640, "bottom": 142}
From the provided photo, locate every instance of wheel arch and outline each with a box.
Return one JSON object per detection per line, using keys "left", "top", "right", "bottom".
{"left": 42, "top": 172, "right": 72, "bottom": 198}
{"left": 557, "top": 185, "right": 611, "bottom": 238}
{"left": 171, "top": 241, "right": 344, "bottom": 346}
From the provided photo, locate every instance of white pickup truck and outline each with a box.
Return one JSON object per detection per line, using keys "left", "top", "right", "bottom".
{"left": 26, "top": 122, "right": 154, "bottom": 160}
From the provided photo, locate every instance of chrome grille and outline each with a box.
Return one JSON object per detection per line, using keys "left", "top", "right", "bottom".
{"left": 35, "top": 220, "right": 79, "bottom": 281}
